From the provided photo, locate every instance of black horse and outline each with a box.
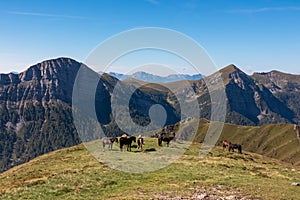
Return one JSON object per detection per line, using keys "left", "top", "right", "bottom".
{"left": 158, "top": 132, "right": 175, "bottom": 147}
{"left": 102, "top": 137, "right": 118, "bottom": 150}
{"left": 120, "top": 136, "right": 136, "bottom": 151}
{"left": 228, "top": 142, "right": 242, "bottom": 154}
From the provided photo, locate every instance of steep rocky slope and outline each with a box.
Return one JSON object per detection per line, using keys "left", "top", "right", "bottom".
{"left": 189, "top": 64, "right": 298, "bottom": 125}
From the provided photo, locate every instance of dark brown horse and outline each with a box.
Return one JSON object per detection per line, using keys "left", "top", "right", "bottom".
{"left": 102, "top": 137, "right": 118, "bottom": 150}
{"left": 120, "top": 136, "right": 136, "bottom": 151}
{"left": 228, "top": 142, "right": 242, "bottom": 154}
{"left": 158, "top": 132, "right": 175, "bottom": 147}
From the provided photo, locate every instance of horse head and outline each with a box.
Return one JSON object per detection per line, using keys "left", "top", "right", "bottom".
{"left": 132, "top": 136, "right": 137, "bottom": 143}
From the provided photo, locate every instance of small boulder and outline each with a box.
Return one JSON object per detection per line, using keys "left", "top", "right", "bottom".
{"left": 291, "top": 182, "right": 300, "bottom": 186}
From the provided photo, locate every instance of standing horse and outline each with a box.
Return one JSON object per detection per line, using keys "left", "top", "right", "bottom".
{"left": 158, "top": 132, "right": 175, "bottom": 147}
{"left": 222, "top": 140, "right": 230, "bottom": 150}
{"left": 137, "top": 135, "right": 144, "bottom": 150}
{"left": 120, "top": 135, "right": 136, "bottom": 151}
{"left": 228, "top": 142, "right": 242, "bottom": 154}
{"left": 102, "top": 137, "right": 118, "bottom": 150}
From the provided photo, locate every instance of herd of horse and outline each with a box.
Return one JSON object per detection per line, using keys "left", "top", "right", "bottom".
{"left": 102, "top": 135, "right": 145, "bottom": 151}
{"left": 222, "top": 140, "right": 242, "bottom": 154}
{"left": 102, "top": 132, "right": 174, "bottom": 151}
{"left": 102, "top": 133, "right": 243, "bottom": 154}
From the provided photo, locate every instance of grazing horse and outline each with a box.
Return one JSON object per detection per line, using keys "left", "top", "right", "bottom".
{"left": 102, "top": 137, "right": 118, "bottom": 150}
{"left": 158, "top": 132, "right": 175, "bottom": 147}
{"left": 228, "top": 142, "right": 242, "bottom": 154}
{"left": 119, "top": 135, "right": 136, "bottom": 151}
{"left": 222, "top": 140, "right": 230, "bottom": 150}
{"left": 137, "top": 135, "right": 144, "bottom": 150}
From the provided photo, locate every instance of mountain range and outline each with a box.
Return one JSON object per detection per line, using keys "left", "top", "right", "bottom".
{"left": 0, "top": 57, "right": 300, "bottom": 172}
{"left": 106, "top": 71, "right": 204, "bottom": 83}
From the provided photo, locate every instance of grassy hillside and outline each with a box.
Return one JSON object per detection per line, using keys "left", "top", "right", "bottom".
{"left": 0, "top": 139, "right": 299, "bottom": 200}
{"left": 178, "top": 119, "right": 300, "bottom": 166}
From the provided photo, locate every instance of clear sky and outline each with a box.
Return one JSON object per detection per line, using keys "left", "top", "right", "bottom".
{"left": 0, "top": 0, "right": 300, "bottom": 75}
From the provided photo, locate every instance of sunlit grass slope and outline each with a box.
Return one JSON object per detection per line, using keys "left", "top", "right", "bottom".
{"left": 0, "top": 139, "right": 299, "bottom": 200}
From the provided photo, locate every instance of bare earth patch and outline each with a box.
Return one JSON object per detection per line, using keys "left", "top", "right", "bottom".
{"left": 153, "top": 185, "right": 260, "bottom": 200}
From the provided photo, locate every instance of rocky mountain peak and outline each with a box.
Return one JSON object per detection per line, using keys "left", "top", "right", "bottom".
{"left": 218, "top": 64, "right": 254, "bottom": 90}
{"left": 18, "top": 57, "right": 81, "bottom": 82}
{"left": 219, "top": 64, "right": 241, "bottom": 75}
{"left": 0, "top": 57, "right": 82, "bottom": 104}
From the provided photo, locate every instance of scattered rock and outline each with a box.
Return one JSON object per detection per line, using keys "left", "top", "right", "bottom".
{"left": 153, "top": 186, "right": 258, "bottom": 200}
{"left": 197, "top": 193, "right": 209, "bottom": 199}
{"left": 225, "top": 195, "right": 238, "bottom": 200}
{"left": 291, "top": 182, "right": 300, "bottom": 186}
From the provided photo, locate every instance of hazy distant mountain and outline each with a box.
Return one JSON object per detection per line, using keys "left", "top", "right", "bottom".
{"left": 106, "top": 71, "right": 204, "bottom": 83}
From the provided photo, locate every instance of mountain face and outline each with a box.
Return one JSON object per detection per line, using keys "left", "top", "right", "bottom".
{"left": 191, "top": 64, "right": 298, "bottom": 126}
{"left": 252, "top": 71, "right": 300, "bottom": 121}
{"left": 1, "top": 57, "right": 299, "bottom": 172}
{"left": 107, "top": 71, "right": 204, "bottom": 83}
{"left": 0, "top": 58, "right": 82, "bottom": 172}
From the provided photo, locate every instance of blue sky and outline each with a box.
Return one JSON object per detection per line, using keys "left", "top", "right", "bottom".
{"left": 0, "top": 0, "right": 300, "bottom": 75}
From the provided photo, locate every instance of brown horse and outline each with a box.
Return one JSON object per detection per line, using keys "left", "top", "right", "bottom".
{"left": 228, "top": 142, "right": 242, "bottom": 154}
{"left": 223, "top": 140, "right": 242, "bottom": 154}
{"left": 137, "top": 135, "right": 144, "bottom": 150}
{"left": 158, "top": 132, "right": 175, "bottom": 147}
{"left": 102, "top": 137, "right": 118, "bottom": 150}
{"left": 222, "top": 140, "right": 230, "bottom": 150}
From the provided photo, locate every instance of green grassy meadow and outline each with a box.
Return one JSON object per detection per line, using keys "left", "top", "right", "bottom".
{"left": 0, "top": 137, "right": 299, "bottom": 200}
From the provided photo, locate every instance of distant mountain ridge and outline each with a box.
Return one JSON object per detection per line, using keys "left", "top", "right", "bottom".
{"left": 105, "top": 71, "right": 204, "bottom": 83}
